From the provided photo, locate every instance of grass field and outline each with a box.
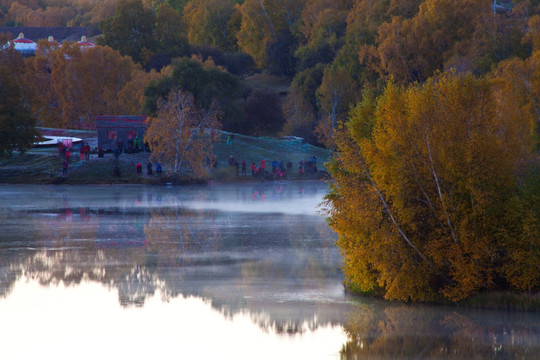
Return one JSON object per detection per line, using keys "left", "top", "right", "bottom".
{"left": 0, "top": 130, "right": 331, "bottom": 184}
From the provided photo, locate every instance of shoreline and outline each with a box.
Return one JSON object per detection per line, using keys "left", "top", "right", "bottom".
{"left": 344, "top": 283, "right": 540, "bottom": 312}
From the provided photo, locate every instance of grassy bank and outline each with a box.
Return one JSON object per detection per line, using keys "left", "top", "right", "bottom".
{"left": 0, "top": 131, "right": 331, "bottom": 184}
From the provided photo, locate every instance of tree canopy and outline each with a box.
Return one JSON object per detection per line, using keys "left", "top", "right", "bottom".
{"left": 325, "top": 72, "right": 539, "bottom": 301}
{"left": 144, "top": 90, "right": 221, "bottom": 178}
{"left": 0, "top": 65, "right": 39, "bottom": 158}
{"left": 144, "top": 56, "right": 240, "bottom": 118}
{"left": 26, "top": 41, "right": 153, "bottom": 129}
{"left": 2, "top": 0, "right": 539, "bottom": 300}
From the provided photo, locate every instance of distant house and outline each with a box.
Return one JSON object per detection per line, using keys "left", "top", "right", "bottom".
{"left": 77, "top": 35, "right": 95, "bottom": 50}
{"left": 96, "top": 115, "right": 148, "bottom": 151}
{"left": 4, "top": 33, "right": 36, "bottom": 56}
{"left": 0, "top": 27, "right": 95, "bottom": 56}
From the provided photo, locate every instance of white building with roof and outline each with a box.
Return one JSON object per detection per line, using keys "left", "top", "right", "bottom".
{"left": 3, "top": 33, "right": 37, "bottom": 56}
{"left": 2, "top": 32, "right": 95, "bottom": 56}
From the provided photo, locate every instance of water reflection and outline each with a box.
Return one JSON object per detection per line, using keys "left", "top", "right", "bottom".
{"left": 0, "top": 183, "right": 344, "bottom": 330}
{"left": 1, "top": 183, "right": 539, "bottom": 359}
{"left": 341, "top": 304, "right": 540, "bottom": 359}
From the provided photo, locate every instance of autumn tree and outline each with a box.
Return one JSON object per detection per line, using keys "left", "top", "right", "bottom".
{"left": 492, "top": 49, "right": 540, "bottom": 148}
{"left": 1, "top": 0, "right": 117, "bottom": 27}
{"left": 281, "top": 87, "right": 317, "bottom": 143}
{"left": 236, "top": 0, "right": 304, "bottom": 69}
{"left": 0, "top": 65, "right": 39, "bottom": 157}
{"left": 490, "top": 50, "right": 540, "bottom": 292}
{"left": 291, "top": 63, "right": 325, "bottom": 109}
{"left": 160, "top": 0, "right": 190, "bottom": 13}
{"left": 326, "top": 72, "right": 538, "bottom": 301}
{"left": 144, "top": 56, "right": 241, "bottom": 126}
{"left": 295, "top": 0, "right": 350, "bottom": 72}
{"left": 144, "top": 90, "right": 221, "bottom": 178}
{"left": 99, "top": 0, "right": 156, "bottom": 64}
{"left": 182, "top": 0, "right": 237, "bottom": 51}
{"left": 281, "top": 64, "right": 324, "bottom": 142}
{"left": 300, "top": 0, "right": 350, "bottom": 46}
{"left": 155, "top": 3, "right": 190, "bottom": 61}
{"left": 26, "top": 42, "right": 151, "bottom": 129}
{"left": 371, "top": 0, "right": 526, "bottom": 84}
{"left": 315, "top": 65, "right": 357, "bottom": 148}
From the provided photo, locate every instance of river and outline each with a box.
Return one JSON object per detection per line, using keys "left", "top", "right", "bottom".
{"left": 0, "top": 182, "right": 538, "bottom": 359}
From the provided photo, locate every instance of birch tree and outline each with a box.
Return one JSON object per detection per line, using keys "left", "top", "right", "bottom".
{"left": 144, "top": 90, "right": 221, "bottom": 179}
{"left": 315, "top": 65, "right": 357, "bottom": 148}
{"left": 325, "top": 72, "right": 537, "bottom": 301}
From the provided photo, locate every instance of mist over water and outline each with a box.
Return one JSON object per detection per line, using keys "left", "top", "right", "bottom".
{"left": 0, "top": 182, "right": 539, "bottom": 359}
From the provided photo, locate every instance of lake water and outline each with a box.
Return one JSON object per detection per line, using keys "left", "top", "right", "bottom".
{"left": 0, "top": 182, "right": 538, "bottom": 359}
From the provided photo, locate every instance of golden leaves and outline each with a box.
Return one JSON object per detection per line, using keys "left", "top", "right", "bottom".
{"left": 328, "top": 72, "right": 539, "bottom": 301}
{"left": 144, "top": 90, "right": 221, "bottom": 179}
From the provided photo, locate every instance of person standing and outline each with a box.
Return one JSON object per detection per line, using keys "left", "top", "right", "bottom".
{"left": 241, "top": 160, "right": 247, "bottom": 175}
{"left": 84, "top": 143, "right": 91, "bottom": 160}
{"left": 286, "top": 161, "right": 292, "bottom": 174}
{"left": 79, "top": 143, "right": 85, "bottom": 161}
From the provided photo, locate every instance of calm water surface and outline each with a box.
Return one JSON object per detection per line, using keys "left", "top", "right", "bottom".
{"left": 0, "top": 182, "right": 538, "bottom": 359}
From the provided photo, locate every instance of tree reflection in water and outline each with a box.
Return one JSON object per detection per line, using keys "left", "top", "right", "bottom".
{"left": 0, "top": 183, "right": 348, "bottom": 335}
{"left": 1, "top": 183, "right": 538, "bottom": 356}
{"left": 341, "top": 303, "right": 540, "bottom": 359}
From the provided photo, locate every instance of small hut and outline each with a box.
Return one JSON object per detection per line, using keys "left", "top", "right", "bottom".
{"left": 77, "top": 35, "right": 95, "bottom": 50}
{"left": 4, "top": 33, "right": 37, "bottom": 56}
{"left": 96, "top": 115, "right": 148, "bottom": 151}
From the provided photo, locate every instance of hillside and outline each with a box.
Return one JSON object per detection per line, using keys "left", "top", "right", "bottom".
{"left": 0, "top": 130, "right": 331, "bottom": 184}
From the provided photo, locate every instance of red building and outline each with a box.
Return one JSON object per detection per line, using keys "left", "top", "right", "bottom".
{"left": 96, "top": 115, "right": 148, "bottom": 151}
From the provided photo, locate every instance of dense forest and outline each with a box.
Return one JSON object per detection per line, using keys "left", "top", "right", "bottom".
{"left": 1, "top": 0, "right": 539, "bottom": 300}
{"left": 1, "top": 0, "right": 538, "bottom": 141}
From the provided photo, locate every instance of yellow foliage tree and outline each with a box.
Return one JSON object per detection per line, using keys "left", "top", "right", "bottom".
{"left": 183, "top": 0, "right": 237, "bottom": 51}
{"left": 236, "top": 0, "right": 304, "bottom": 68}
{"left": 326, "top": 72, "right": 537, "bottom": 301}
{"left": 491, "top": 51, "right": 540, "bottom": 292}
{"left": 144, "top": 90, "right": 221, "bottom": 179}
{"left": 25, "top": 42, "right": 151, "bottom": 129}
{"left": 315, "top": 65, "right": 357, "bottom": 148}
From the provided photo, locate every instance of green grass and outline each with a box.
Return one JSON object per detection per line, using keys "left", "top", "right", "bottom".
{"left": 213, "top": 132, "right": 330, "bottom": 176}
{"left": 0, "top": 131, "right": 331, "bottom": 184}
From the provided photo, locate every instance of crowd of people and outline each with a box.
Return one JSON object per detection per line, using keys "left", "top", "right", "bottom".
{"left": 227, "top": 155, "right": 319, "bottom": 180}
{"left": 57, "top": 140, "right": 106, "bottom": 175}
{"left": 135, "top": 161, "right": 162, "bottom": 176}
{"left": 55, "top": 133, "right": 321, "bottom": 181}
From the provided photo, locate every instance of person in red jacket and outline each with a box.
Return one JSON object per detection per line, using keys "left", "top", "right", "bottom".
{"left": 84, "top": 144, "right": 91, "bottom": 160}
{"left": 79, "top": 143, "right": 85, "bottom": 161}
{"left": 251, "top": 162, "right": 256, "bottom": 176}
